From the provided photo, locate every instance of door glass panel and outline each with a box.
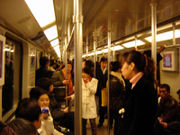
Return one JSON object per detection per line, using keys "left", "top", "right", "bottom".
{"left": 2, "top": 38, "right": 22, "bottom": 116}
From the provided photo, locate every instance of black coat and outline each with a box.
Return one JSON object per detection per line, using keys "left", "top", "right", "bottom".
{"left": 95, "top": 66, "right": 108, "bottom": 97}
{"left": 35, "top": 67, "right": 53, "bottom": 85}
{"left": 109, "top": 73, "right": 126, "bottom": 135}
{"left": 109, "top": 73, "right": 125, "bottom": 111}
{"left": 121, "top": 76, "right": 157, "bottom": 135}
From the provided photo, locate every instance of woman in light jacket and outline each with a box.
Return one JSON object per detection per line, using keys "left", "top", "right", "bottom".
{"left": 82, "top": 62, "right": 98, "bottom": 135}
{"left": 30, "top": 87, "right": 63, "bottom": 135}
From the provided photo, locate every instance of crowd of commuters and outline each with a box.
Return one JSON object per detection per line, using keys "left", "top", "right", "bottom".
{"left": 1, "top": 48, "right": 180, "bottom": 135}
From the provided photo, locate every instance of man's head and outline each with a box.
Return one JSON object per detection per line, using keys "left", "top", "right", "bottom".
{"left": 159, "top": 84, "right": 170, "bottom": 99}
{"left": 40, "top": 57, "right": 49, "bottom": 68}
{"left": 15, "top": 98, "right": 42, "bottom": 129}
{"left": 100, "top": 57, "right": 107, "bottom": 70}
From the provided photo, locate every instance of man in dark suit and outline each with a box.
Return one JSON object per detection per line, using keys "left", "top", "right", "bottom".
{"left": 96, "top": 57, "right": 108, "bottom": 127}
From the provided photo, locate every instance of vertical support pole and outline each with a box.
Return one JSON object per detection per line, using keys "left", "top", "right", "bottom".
{"left": 86, "top": 33, "right": 88, "bottom": 57}
{"left": 134, "top": 35, "right": 137, "bottom": 50}
{"left": 68, "top": 21, "right": 71, "bottom": 43}
{"left": 107, "top": 13, "right": 111, "bottom": 135}
{"left": 73, "top": 0, "right": 83, "bottom": 134}
{"left": 64, "top": 36, "right": 68, "bottom": 106}
{"left": 0, "top": 86, "right": 2, "bottom": 119}
{"left": 112, "top": 49, "right": 115, "bottom": 61}
{"left": 93, "top": 28, "right": 97, "bottom": 77}
{"left": 150, "top": 1, "right": 157, "bottom": 81}
{"left": 172, "top": 22, "right": 176, "bottom": 45}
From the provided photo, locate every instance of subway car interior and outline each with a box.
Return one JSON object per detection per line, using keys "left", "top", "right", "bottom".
{"left": 0, "top": 0, "right": 180, "bottom": 135}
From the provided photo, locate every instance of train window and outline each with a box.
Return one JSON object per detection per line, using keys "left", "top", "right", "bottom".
{"left": 2, "top": 38, "right": 22, "bottom": 116}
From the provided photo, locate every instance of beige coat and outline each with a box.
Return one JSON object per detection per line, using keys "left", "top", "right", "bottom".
{"left": 82, "top": 78, "right": 98, "bottom": 119}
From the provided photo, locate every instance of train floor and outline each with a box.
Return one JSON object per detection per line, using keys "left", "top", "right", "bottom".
{"left": 86, "top": 118, "right": 114, "bottom": 135}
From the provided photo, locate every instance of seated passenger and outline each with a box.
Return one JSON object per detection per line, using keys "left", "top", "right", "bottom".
{"left": 37, "top": 77, "right": 74, "bottom": 132}
{"left": 15, "top": 98, "right": 42, "bottom": 134}
{"left": 30, "top": 87, "right": 63, "bottom": 135}
{"left": 8, "top": 118, "right": 37, "bottom": 135}
{"left": 0, "top": 121, "right": 17, "bottom": 135}
{"left": 156, "top": 84, "right": 180, "bottom": 135}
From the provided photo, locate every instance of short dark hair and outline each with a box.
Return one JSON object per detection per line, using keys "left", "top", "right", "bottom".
{"left": 85, "top": 60, "right": 94, "bottom": 69}
{"left": 40, "top": 57, "right": 49, "bottom": 68}
{"left": 8, "top": 118, "right": 37, "bottom": 135}
{"left": 30, "top": 87, "right": 49, "bottom": 101}
{"left": 83, "top": 60, "right": 94, "bottom": 77}
{"left": 160, "top": 84, "right": 170, "bottom": 93}
{"left": 37, "top": 77, "right": 53, "bottom": 92}
{"left": 100, "top": 57, "right": 107, "bottom": 63}
{"left": 111, "top": 61, "right": 121, "bottom": 72}
{"left": 15, "top": 98, "right": 41, "bottom": 122}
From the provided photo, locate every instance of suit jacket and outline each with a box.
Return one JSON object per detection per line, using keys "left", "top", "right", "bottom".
{"left": 122, "top": 76, "right": 157, "bottom": 135}
{"left": 95, "top": 66, "right": 108, "bottom": 97}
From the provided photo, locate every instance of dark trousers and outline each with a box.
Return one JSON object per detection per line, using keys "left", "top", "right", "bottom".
{"left": 99, "top": 106, "right": 107, "bottom": 125}
{"left": 98, "top": 94, "right": 107, "bottom": 125}
{"left": 82, "top": 118, "right": 97, "bottom": 135}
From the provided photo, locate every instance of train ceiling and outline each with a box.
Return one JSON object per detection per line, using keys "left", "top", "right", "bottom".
{"left": 0, "top": 0, "right": 180, "bottom": 57}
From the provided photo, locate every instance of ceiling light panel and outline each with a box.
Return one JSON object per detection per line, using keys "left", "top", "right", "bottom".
{"left": 44, "top": 25, "right": 58, "bottom": 41}
{"left": 53, "top": 46, "right": 60, "bottom": 57}
{"left": 122, "top": 40, "right": 144, "bottom": 48}
{"left": 145, "top": 30, "right": 180, "bottom": 42}
{"left": 175, "top": 30, "right": 180, "bottom": 38}
{"left": 50, "top": 39, "right": 59, "bottom": 47}
{"left": 111, "top": 45, "right": 124, "bottom": 51}
{"left": 25, "top": 0, "right": 55, "bottom": 27}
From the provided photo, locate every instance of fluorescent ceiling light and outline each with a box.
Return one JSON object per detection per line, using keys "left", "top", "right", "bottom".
{"left": 111, "top": 45, "right": 124, "bottom": 51}
{"left": 53, "top": 45, "right": 59, "bottom": 50}
{"left": 53, "top": 46, "right": 60, "bottom": 57}
{"left": 87, "top": 52, "right": 94, "bottom": 56}
{"left": 101, "top": 49, "right": 108, "bottom": 53}
{"left": 44, "top": 25, "right": 58, "bottom": 41}
{"left": 145, "top": 30, "right": 180, "bottom": 42}
{"left": 50, "top": 39, "right": 59, "bottom": 47}
{"left": 25, "top": 0, "right": 55, "bottom": 27}
{"left": 82, "top": 54, "right": 87, "bottom": 58}
{"left": 122, "top": 40, "right": 144, "bottom": 48}
{"left": 175, "top": 30, "right": 180, "bottom": 38}
{"left": 96, "top": 50, "right": 103, "bottom": 54}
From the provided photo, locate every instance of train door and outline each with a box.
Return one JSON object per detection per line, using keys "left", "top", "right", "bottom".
{"left": 2, "top": 36, "right": 22, "bottom": 120}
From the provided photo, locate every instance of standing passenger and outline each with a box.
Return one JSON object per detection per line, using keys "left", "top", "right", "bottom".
{"left": 108, "top": 61, "right": 126, "bottom": 134}
{"left": 35, "top": 57, "right": 53, "bottom": 85}
{"left": 120, "top": 50, "right": 157, "bottom": 135}
{"left": 96, "top": 57, "right": 108, "bottom": 127}
{"left": 82, "top": 61, "right": 98, "bottom": 135}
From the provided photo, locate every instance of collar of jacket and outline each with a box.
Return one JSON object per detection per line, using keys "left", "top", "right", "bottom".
{"left": 111, "top": 71, "right": 125, "bottom": 87}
